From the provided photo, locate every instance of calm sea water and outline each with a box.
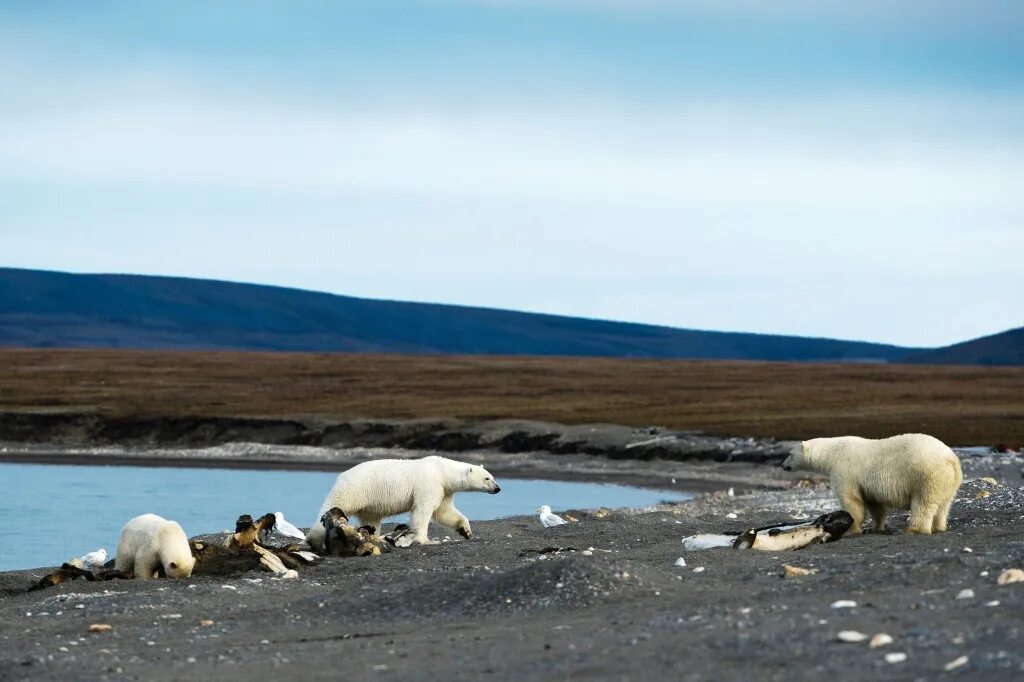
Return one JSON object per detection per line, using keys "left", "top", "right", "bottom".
{"left": 0, "top": 463, "right": 688, "bottom": 571}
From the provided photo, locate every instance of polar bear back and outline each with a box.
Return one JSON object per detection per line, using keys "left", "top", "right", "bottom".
{"left": 317, "top": 456, "right": 464, "bottom": 519}
{"left": 804, "top": 433, "right": 960, "bottom": 509}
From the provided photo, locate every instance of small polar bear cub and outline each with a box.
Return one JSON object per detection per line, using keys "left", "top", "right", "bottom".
{"left": 781, "top": 433, "right": 963, "bottom": 535}
{"left": 114, "top": 513, "right": 196, "bottom": 579}
{"left": 306, "top": 456, "right": 501, "bottom": 551}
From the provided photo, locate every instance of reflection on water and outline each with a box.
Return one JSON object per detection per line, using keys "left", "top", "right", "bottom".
{"left": 0, "top": 462, "right": 688, "bottom": 571}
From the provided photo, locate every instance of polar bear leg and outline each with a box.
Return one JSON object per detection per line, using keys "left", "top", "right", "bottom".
{"left": 837, "top": 488, "right": 865, "bottom": 534}
{"left": 932, "top": 498, "right": 953, "bottom": 533}
{"left": 306, "top": 524, "right": 327, "bottom": 553}
{"left": 133, "top": 550, "right": 159, "bottom": 580}
{"left": 432, "top": 496, "right": 472, "bottom": 539}
{"left": 865, "top": 501, "right": 889, "bottom": 531}
{"left": 907, "top": 497, "right": 938, "bottom": 535}
{"left": 409, "top": 493, "right": 442, "bottom": 545}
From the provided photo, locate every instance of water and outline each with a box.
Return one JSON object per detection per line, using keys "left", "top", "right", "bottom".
{"left": 0, "top": 463, "right": 688, "bottom": 571}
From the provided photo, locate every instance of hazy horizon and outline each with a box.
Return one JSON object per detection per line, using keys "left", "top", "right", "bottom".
{"left": 2, "top": 1, "right": 1022, "bottom": 346}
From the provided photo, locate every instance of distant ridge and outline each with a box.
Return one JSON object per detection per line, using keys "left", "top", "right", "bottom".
{"left": 903, "top": 326, "right": 1024, "bottom": 366}
{"left": 0, "top": 267, "right": 920, "bottom": 361}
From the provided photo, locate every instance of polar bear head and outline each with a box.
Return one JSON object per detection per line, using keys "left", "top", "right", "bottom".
{"left": 780, "top": 441, "right": 808, "bottom": 472}
{"left": 463, "top": 464, "right": 501, "bottom": 494}
{"left": 158, "top": 524, "right": 197, "bottom": 579}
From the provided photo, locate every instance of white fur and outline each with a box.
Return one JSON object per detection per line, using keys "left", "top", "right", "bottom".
{"left": 305, "top": 456, "right": 500, "bottom": 550}
{"left": 114, "top": 513, "right": 195, "bottom": 579}
{"left": 781, "top": 433, "right": 963, "bottom": 534}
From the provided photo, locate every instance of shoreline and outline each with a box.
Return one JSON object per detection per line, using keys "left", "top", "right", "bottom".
{"left": 2, "top": 464, "right": 1021, "bottom": 680}
{"left": 0, "top": 446, "right": 774, "bottom": 493}
{"left": 0, "top": 412, "right": 792, "bottom": 464}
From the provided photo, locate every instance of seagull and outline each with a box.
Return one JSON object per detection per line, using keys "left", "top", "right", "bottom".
{"left": 79, "top": 548, "right": 108, "bottom": 569}
{"left": 537, "top": 505, "right": 568, "bottom": 528}
{"left": 273, "top": 512, "right": 307, "bottom": 540}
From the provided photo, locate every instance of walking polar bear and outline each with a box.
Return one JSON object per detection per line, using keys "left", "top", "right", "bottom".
{"left": 781, "top": 433, "right": 962, "bottom": 535}
{"left": 305, "top": 456, "right": 501, "bottom": 551}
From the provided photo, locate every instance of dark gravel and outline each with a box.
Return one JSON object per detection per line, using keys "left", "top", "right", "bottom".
{"left": 1, "top": 459, "right": 1023, "bottom": 681}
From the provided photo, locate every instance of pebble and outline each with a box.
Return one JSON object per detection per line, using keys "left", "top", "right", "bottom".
{"left": 956, "top": 589, "right": 975, "bottom": 600}
{"left": 692, "top": 567, "right": 705, "bottom": 573}
{"left": 830, "top": 600, "right": 857, "bottom": 609}
{"left": 961, "top": 547, "right": 973, "bottom": 553}
{"left": 581, "top": 550, "right": 593, "bottom": 556}
{"left": 884, "top": 652, "right": 908, "bottom": 664}
{"left": 985, "top": 600, "right": 1000, "bottom": 607}
{"left": 88, "top": 624, "right": 112, "bottom": 634}
{"left": 869, "top": 633, "right": 893, "bottom": 649}
{"left": 220, "top": 585, "right": 237, "bottom": 591}
{"left": 996, "top": 568, "right": 1024, "bottom": 585}
{"left": 674, "top": 558, "right": 686, "bottom": 568}
{"left": 836, "top": 630, "right": 868, "bottom": 643}
{"left": 944, "top": 655, "right": 969, "bottom": 672}
{"left": 199, "top": 619, "right": 214, "bottom": 627}
{"left": 725, "top": 513, "right": 738, "bottom": 519}
{"left": 978, "top": 477, "right": 998, "bottom": 486}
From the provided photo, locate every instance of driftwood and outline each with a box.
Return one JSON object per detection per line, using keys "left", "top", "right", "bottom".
{"left": 27, "top": 563, "right": 132, "bottom": 592}
{"left": 190, "top": 512, "right": 323, "bottom": 577}
{"left": 318, "top": 507, "right": 416, "bottom": 556}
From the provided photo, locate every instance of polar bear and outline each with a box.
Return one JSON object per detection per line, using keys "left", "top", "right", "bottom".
{"left": 781, "top": 433, "right": 962, "bottom": 535}
{"left": 114, "top": 513, "right": 196, "bottom": 579}
{"left": 305, "top": 456, "right": 501, "bottom": 550}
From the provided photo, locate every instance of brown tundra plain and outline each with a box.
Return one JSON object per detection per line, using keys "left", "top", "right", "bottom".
{"left": 1, "top": 349, "right": 1022, "bottom": 445}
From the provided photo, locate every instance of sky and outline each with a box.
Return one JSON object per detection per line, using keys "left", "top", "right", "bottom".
{"left": 1, "top": 1, "right": 1022, "bottom": 348}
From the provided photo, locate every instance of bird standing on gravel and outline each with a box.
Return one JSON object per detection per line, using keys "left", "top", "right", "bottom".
{"left": 79, "top": 548, "right": 108, "bottom": 569}
{"left": 273, "top": 512, "right": 307, "bottom": 540}
{"left": 537, "top": 505, "right": 568, "bottom": 528}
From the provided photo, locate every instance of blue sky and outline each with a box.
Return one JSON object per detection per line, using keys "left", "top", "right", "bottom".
{"left": 1, "top": 0, "right": 1022, "bottom": 347}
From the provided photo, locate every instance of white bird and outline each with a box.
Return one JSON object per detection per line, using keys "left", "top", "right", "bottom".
{"left": 273, "top": 512, "right": 307, "bottom": 540}
{"left": 79, "top": 548, "right": 108, "bottom": 569}
{"left": 537, "top": 505, "right": 568, "bottom": 528}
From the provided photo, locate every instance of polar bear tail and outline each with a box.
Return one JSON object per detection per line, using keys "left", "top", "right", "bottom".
{"left": 946, "top": 452, "right": 963, "bottom": 490}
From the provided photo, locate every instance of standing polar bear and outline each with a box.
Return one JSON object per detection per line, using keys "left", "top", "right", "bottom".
{"left": 114, "top": 513, "right": 195, "bottom": 579}
{"left": 782, "top": 433, "right": 962, "bottom": 535}
{"left": 305, "top": 456, "right": 501, "bottom": 551}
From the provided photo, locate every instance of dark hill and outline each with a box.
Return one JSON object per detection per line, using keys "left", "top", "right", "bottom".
{"left": 903, "top": 326, "right": 1024, "bottom": 366}
{"left": 0, "top": 268, "right": 916, "bottom": 361}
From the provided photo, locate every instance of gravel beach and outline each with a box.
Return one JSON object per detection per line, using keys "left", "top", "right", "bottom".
{"left": 1, "top": 451, "right": 1022, "bottom": 681}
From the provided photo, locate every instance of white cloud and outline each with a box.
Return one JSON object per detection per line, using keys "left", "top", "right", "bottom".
{"left": 1, "top": 69, "right": 1021, "bottom": 347}
{"left": 2, "top": 84, "right": 1022, "bottom": 216}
